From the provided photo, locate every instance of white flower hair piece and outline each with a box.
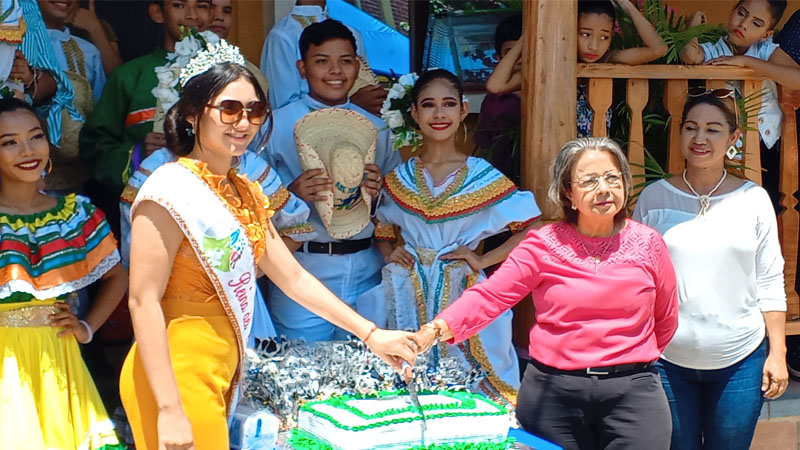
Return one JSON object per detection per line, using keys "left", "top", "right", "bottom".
{"left": 380, "top": 72, "right": 423, "bottom": 151}
{"left": 178, "top": 39, "right": 246, "bottom": 87}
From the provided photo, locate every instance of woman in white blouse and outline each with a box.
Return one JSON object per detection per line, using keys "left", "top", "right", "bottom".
{"left": 633, "top": 89, "right": 788, "bottom": 450}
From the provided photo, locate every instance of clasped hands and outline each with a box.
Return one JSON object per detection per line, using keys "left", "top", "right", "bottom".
{"left": 366, "top": 319, "right": 451, "bottom": 381}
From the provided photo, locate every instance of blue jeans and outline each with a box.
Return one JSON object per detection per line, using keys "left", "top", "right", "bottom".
{"left": 656, "top": 339, "right": 767, "bottom": 450}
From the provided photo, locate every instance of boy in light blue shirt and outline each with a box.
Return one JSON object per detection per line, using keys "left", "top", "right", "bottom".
{"left": 257, "top": 19, "right": 400, "bottom": 342}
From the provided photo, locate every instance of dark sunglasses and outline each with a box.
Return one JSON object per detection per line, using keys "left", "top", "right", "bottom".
{"left": 686, "top": 87, "right": 740, "bottom": 126}
{"left": 206, "top": 100, "right": 269, "bottom": 125}
{"left": 687, "top": 87, "right": 734, "bottom": 99}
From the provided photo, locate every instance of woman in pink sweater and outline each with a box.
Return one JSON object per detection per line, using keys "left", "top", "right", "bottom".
{"left": 410, "top": 137, "right": 679, "bottom": 450}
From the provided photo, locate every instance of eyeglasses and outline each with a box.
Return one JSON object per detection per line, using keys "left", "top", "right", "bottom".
{"left": 686, "top": 86, "right": 740, "bottom": 127}
{"left": 571, "top": 171, "right": 623, "bottom": 190}
{"left": 206, "top": 100, "right": 269, "bottom": 125}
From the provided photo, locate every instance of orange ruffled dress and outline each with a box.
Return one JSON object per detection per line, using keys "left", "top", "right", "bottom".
{"left": 119, "top": 159, "right": 268, "bottom": 450}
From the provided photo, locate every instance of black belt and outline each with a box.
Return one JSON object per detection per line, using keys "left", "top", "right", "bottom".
{"left": 530, "top": 358, "right": 654, "bottom": 377}
{"left": 301, "top": 239, "right": 372, "bottom": 255}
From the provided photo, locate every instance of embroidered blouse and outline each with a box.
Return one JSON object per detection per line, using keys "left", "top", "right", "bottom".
{"left": 0, "top": 194, "right": 120, "bottom": 303}
{"left": 437, "top": 220, "right": 680, "bottom": 370}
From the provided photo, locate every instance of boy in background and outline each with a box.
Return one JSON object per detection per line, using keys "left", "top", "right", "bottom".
{"left": 259, "top": 0, "right": 385, "bottom": 115}
{"left": 261, "top": 19, "right": 400, "bottom": 342}
{"left": 79, "top": 0, "right": 209, "bottom": 233}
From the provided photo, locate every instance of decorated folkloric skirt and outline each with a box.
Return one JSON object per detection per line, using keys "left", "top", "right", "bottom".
{"left": 0, "top": 299, "right": 124, "bottom": 450}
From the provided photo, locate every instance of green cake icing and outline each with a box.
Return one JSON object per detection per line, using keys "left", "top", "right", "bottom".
{"left": 289, "top": 429, "right": 516, "bottom": 450}
{"left": 299, "top": 390, "right": 507, "bottom": 431}
{"left": 291, "top": 390, "right": 514, "bottom": 450}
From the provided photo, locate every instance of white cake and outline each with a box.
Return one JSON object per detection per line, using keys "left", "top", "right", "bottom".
{"left": 293, "top": 390, "right": 512, "bottom": 450}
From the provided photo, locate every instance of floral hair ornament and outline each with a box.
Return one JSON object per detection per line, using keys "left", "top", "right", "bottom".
{"left": 151, "top": 28, "right": 243, "bottom": 131}
{"left": 380, "top": 72, "right": 422, "bottom": 151}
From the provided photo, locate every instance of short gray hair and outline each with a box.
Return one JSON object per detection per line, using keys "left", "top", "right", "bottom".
{"left": 547, "top": 137, "right": 632, "bottom": 223}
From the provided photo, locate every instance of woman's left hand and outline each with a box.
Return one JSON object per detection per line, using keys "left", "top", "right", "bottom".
{"left": 440, "top": 245, "right": 483, "bottom": 272}
{"left": 365, "top": 329, "right": 418, "bottom": 373}
{"left": 362, "top": 164, "right": 383, "bottom": 198}
{"left": 49, "top": 302, "right": 90, "bottom": 342}
{"left": 762, "top": 351, "right": 789, "bottom": 399}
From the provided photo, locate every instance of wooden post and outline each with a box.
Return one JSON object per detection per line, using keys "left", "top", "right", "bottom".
{"left": 514, "top": 0, "right": 578, "bottom": 351}
{"left": 626, "top": 79, "right": 648, "bottom": 195}
{"left": 521, "top": 0, "right": 577, "bottom": 218}
{"left": 664, "top": 79, "right": 688, "bottom": 175}
{"left": 778, "top": 87, "right": 800, "bottom": 320}
{"left": 587, "top": 78, "right": 613, "bottom": 137}
{"left": 229, "top": 0, "right": 265, "bottom": 66}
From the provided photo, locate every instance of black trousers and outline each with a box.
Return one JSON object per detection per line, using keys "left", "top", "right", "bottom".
{"left": 516, "top": 360, "right": 672, "bottom": 450}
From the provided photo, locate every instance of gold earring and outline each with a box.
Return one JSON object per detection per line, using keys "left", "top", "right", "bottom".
{"left": 43, "top": 157, "right": 53, "bottom": 177}
{"left": 726, "top": 145, "right": 738, "bottom": 160}
{"left": 461, "top": 122, "right": 468, "bottom": 145}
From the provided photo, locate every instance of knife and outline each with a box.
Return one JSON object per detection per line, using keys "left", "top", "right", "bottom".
{"left": 401, "top": 361, "right": 427, "bottom": 432}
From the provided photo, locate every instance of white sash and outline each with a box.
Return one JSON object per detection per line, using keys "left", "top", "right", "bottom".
{"left": 132, "top": 161, "right": 257, "bottom": 384}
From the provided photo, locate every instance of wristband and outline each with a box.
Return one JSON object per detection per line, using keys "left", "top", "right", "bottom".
{"left": 78, "top": 320, "right": 94, "bottom": 344}
{"left": 421, "top": 321, "right": 443, "bottom": 347}
{"left": 362, "top": 323, "right": 378, "bottom": 344}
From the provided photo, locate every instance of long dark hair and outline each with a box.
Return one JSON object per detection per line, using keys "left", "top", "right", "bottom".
{"left": 164, "top": 63, "right": 272, "bottom": 156}
{"left": 0, "top": 97, "right": 37, "bottom": 118}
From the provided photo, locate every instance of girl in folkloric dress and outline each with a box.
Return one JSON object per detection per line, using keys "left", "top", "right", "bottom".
{"left": 0, "top": 97, "right": 128, "bottom": 449}
{"left": 374, "top": 69, "right": 540, "bottom": 405}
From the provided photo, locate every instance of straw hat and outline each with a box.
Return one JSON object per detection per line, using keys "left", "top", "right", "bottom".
{"left": 46, "top": 71, "right": 92, "bottom": 191}
{"left": 348, "top": 55, "right": 379, "bottom": 96}
{"left": 295, "top": 108, "right": 378, "bottom": 239}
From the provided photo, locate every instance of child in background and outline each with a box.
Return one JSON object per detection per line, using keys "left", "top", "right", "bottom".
{"left": 680, "top": 0, "right": 800, "bottom": 210}
{"left": 261, "top": 19, "right": 401, "bottom": 342}
{"left": 474, "top": 14, "right": 523, "bottom": 187}
{"left": 487, "top": 0, "right": 666, "bottom": 137}
{"left": 79, "top": 0, "right": 209, "bottom": 235}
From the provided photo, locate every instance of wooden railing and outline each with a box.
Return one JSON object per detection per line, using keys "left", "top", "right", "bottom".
{"left": 577, "top": 64, "right": 800, "bottom": 322}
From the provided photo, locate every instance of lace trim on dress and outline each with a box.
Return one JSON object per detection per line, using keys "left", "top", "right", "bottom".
{"left": 539, "top": 221, "right": 662, "bottom": 271}
{"left": 0, "top": 251, "right": 121, "bottom": 301}
{"left": 178, "top": 158, "right": 272, "bottom": 261}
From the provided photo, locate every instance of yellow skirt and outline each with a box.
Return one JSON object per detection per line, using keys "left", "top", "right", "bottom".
{"left": 119, "top": 300, "right": 239, "bottom": 450}
{"left": 0, "top": 300, "right": 123, "bottom": 450}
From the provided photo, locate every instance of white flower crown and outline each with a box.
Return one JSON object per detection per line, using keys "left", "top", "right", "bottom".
{"left": 178, "top": 39, "right": 246, "bottom": 87}
{"left": 151, "top": 31, "right": 245, "bottom": 131}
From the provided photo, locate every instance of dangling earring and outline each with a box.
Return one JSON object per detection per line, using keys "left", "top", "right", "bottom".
{"left": 42, "top": 157, "right": 53, "bottom": 177}
{"left": 726, "top": 145, "right": 738, "bottom": 160}
{"left": 571, "top": 204, "right": 577, "bottom": 210}
{"left": 461, "top": 122, "right": 468, "bottom": 145}
{"left": 186, "top": 126, "right": 196, "bottom": 137}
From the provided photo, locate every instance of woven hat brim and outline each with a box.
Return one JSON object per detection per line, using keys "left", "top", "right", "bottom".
{"left": 295, "top": 109, "right": 379, "bottom": 239}
{"left": 349, "top": 55, "right": 380, "bottom": 96}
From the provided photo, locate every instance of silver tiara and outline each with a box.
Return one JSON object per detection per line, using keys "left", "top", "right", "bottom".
{"left": 178, "top": 40, "right": 246, "bottom": 87}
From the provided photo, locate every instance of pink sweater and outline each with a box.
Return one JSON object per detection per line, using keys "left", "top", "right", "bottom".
{"left": 438, "top": 220, "right": 679, "bottom": 370}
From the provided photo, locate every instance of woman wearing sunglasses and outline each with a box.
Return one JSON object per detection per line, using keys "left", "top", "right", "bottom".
{"left": 410, "top": 137, "right": 679, "bottom": 450}
{"left": 633, "top": 89, "right": 788, "bottom": 450}
{"left": 118, "top": 52, "right": 417, "bottom": 449}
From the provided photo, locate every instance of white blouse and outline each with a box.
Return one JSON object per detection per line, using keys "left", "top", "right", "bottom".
{"left": 633, "top": 179, "right": 785, "bottom": 370}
